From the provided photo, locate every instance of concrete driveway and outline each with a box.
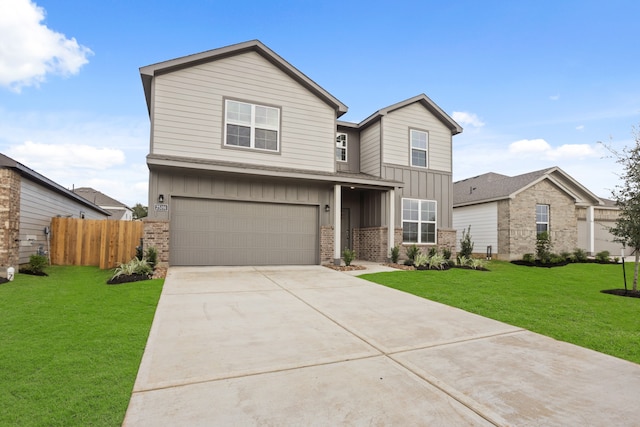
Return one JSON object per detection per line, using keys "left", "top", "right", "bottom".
{"left": 124, "top": 266, "right": 640, "bottom": 426}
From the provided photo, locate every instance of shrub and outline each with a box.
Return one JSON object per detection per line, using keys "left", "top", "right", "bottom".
{"left": 428, "top": 247, "right": 438, "bottom": 257}
{"left": 428, "top": 253, "right": 447, "bottom": 270}
{"left": 135, "top": 245, "right": 143, "bottom": 261}
{"left": 457, "top": 255, "right": 471, "bottom": 266}
{"left": 549, "top": 253, "right": 566, "bottom": 264}
{"left": 536, "top": 232, "right": 552, "bottom": 263}
{"left": 342, "top": 248, "right": 356, "bottom": 266}
{"left": 560, "top": 251, "right": 571, "bottom": 261}
{"left": 390, "top": 245, "right": 400, "bottom": 263}
{"left": 112, "top": 258, "right": 152, "bottom": 280}
{"left": 27, "top": 254, "right": 49, "bottom": 274}
{"left": 414, "top": 253, "right": 429, "bottom": 268}
{"left": 595, "top": 250, "right": 611, "bottom": 262}
{"left": 442, "top": 248, "right": 452, "bottom": 260}
{"left": 145, "top": 247, "right": 158, "bottom": 269}
{"left": 468, "top": 257, "right": 487, "bottom": 270}
{"left": 405, "top": 244, "right": 421, "bottom": 263}
{"left": 573, "top": 248, "right": 588, "bottom": 262}
{"left": 522, "top": 253, "right": 535, "bottom": 263}
{"left": 459, "top": 226, "right": 474, "bottom": 258}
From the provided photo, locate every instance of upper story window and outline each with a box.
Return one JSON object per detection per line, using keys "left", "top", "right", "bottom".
{"left": 336, "top": 133, "right": 347, "bottom": 162}
{"left": 402, "top": 198, "right": 437, "bottom": 244}
{"left": 410, "top": 129, "right": 428, "bottom": 168}
{"left": 536, "top": 204, "right": 549, "bottom": 235}
{"left": 225, "top": 99, "right": 280, "bottom": 152}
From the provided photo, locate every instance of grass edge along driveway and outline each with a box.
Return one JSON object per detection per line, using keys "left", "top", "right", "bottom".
{"left": 0, "top": 265, "right": 163, "bottom": 427}
{"left": 362, "top": 261, "right": 640, "bottom": 365}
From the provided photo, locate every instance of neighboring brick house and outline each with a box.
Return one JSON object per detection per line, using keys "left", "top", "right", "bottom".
{"left": 140, "top": 40, "right": 462, "bottom": 266}
{"left": 452, "top": 167, "right": 630, "bottom": 260}
{"left": 0, "top": 153, "right": 109, "bottom": 276}
{"left": 73, "top": 187, "right": 134, "bottom": 220}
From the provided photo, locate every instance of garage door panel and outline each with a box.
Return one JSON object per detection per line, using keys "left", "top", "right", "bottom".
{"left": 170, "top": 198, "right": 318, "bottom": 266}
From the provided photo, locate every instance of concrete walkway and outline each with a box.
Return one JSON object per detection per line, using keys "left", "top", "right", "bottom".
{"left": 124, "top": 265, "right": 640, "bottom": 426}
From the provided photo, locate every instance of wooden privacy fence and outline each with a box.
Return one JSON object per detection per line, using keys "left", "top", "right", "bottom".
{"left": 50, "top": 217, "right": 144, "bottom": 269}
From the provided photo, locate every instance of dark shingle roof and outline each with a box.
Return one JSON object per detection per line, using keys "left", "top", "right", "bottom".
{"left": 454, "top": 166, "right": 605, "bottom": 207}
{"left": 73, "top": 187, "right": 130, "bottom": 209}
{"left": 454, "top": 168, "right": 556, "bottom": 206}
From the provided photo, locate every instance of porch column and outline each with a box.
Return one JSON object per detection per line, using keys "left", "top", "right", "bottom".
{"left": 333, "top": 184, "right": 342, "bottom": 265}
{"left": 586, "top": 205, "right": 595, "bottom": 255}
{"left": 388, "top": 189, "right": 395, "bottom": 258}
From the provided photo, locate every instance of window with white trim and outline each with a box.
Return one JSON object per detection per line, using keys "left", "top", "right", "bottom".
{"left": 410, "top": 129, "right": 428, "bottom": 168}
{"left": 225, "top": 99, "right": 280, "bottom": 151}
{"left": 402, "top": 198, "right": 437, "bottom": 243}
{"left": 536, "top": 204, "right": 549, "bottom": 235}
{"left": 336, "top": 133, "right": 347, "bottom": 162}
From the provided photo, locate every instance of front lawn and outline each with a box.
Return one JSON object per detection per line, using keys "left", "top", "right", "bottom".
{"left": 362, "top": 261, "right": 640, "bottom": 364}
{"left": 0, "top": 266, "right": 163, "bottom": 426}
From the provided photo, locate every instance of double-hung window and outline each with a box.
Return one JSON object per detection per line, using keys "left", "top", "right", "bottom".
{"left": 336, "top": 133, "right": 347, "bottom": 162}
{"left": 402, "top": 198, "right": 437, "bottom": 244}
{"left": 536, "top": 204, "right": 549, "bottom": 235}
{"left": 225, "top": 99, "right": 280, "bottom": 151}
{"left": 410, "top": 129, "right": 428, "bottom": 168}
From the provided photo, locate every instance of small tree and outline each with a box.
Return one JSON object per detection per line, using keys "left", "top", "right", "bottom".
{"left": 132, "top": 203, "right": 148, "bottom": 220}
{"left": 459, "top": 226, "right": 474, "bottom": 258}
{"left": 536, "top": 231, "right": 552, "bottom": 263}
{"left": 602, "top": 126, "right": 640, "bottom": 291}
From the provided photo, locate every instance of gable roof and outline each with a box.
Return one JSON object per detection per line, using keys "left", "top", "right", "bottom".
{"left": 343, "top": 94, "right": 462, "bottom": 135}
{"left": 0, "top": 153, "right": 110, "bottom": 216}
{"left": 73, "top": 187, "right": 131, "bottom": 209}
{"left": 454, "top": 166, "right": 603, "bottom": 207}
{"left": 140, "top": 40, "right": 348, "bottom": 117}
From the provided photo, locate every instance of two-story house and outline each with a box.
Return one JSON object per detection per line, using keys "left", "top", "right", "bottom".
{"left": 140, "top": 40, "right": 462, "bottom": 266}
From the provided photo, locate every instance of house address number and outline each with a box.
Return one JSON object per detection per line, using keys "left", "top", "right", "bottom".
{"left": 154, "top": 204, "right": 169, "bottom": 212}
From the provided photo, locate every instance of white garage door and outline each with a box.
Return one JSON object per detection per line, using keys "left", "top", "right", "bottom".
{"left": 170, "top": 198, "right": 319, "bottom": 265}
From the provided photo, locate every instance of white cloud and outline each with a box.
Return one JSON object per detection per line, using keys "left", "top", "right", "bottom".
{"left": 0, "top": 109, "right": 149, "bottom": 206}
{"left": 7, "top": 140, "right": 125, "bottom": 171}
{"left": 508, "top": 138, "right": 600, "bottom": 161}
{"left": 576, "top": 125, "right": 585, "bottom": 131}
{"left": 0, "top": 0, "right": 93, "bottom": 91}
{"left": 549, "top": 95, "right": 560, "bottom": 101}
{"left": 509, "top": 138, "right": 551, "bottom": 154}
{"left": 452, "top": 111, "right": 485, "bottom": 128}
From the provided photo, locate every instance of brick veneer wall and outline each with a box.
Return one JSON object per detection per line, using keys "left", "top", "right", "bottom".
{"left": 320, "top": 225, "right": 334, "bottom": 264}
{"left": 0, "top": 169, "right": 20, "bottom": 276}
{"left": 353, "top": 227, "right": 388, "bottom": 262}
{"left": 143, "top": 220, "right": 170, "bottom": 267}
{"left": 502, "top": 180, "right": 577, "bottom": 260}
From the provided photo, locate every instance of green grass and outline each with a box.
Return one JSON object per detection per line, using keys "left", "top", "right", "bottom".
{"left": 362, "top": 261, "right": 640, "bottom": 364}
{"left": 0, "top": 266, "right": 163, "bottom": 426}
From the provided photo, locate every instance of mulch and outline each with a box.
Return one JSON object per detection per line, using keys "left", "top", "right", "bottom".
{"left": 601, "top": 289, "right": 640, "bottom": 299}
{"left": 323, "top": 264, "right": 367, "bottom": 272}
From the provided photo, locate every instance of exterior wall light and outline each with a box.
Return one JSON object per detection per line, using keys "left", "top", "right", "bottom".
{"left": 158, "top": 194, "right": 164, "bottom": 203}
{"left": 325, "top": 204, "right": 330, "bottom": 212}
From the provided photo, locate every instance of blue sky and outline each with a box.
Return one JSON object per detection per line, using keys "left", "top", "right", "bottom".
{"left": 1, "top": 0, "right": 639, "bottom": 206}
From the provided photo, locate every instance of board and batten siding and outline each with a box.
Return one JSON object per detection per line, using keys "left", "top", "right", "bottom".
{"left": 151, "top": 51, "right": 336, "bottom": 173}
{"left": 382, "top": 102, "right": 452, "bottom": 173}
{"left": 148, "top": 170, "right": 334, "bottom": 226}
{"left": 452, "top": 202, "right": 498, "bottom": 254}
{"left": 359, "top": 121, "right": 381, "bottom": 176}
{"left": 383, "top": 166, "right": 453, "bottom": 229}
{"left": 19, "top": 179, "right": 107, "bottom": 264}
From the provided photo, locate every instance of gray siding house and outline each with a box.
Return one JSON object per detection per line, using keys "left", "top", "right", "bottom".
{"left": 452, "top": 167, "right": 629, "bottom": 260}
{"left": 141, "top": 40, "right": 462, "bottom": 266}
{"left": 0, "top": 153, "right": 109, "bottom": 275}
{"left": 73, "top": 187, "right": 134, "bottom": 220}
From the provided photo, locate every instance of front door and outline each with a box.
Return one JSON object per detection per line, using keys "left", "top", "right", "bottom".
{"left": 341, "top": 208, "right": 350, "bottom": 251}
